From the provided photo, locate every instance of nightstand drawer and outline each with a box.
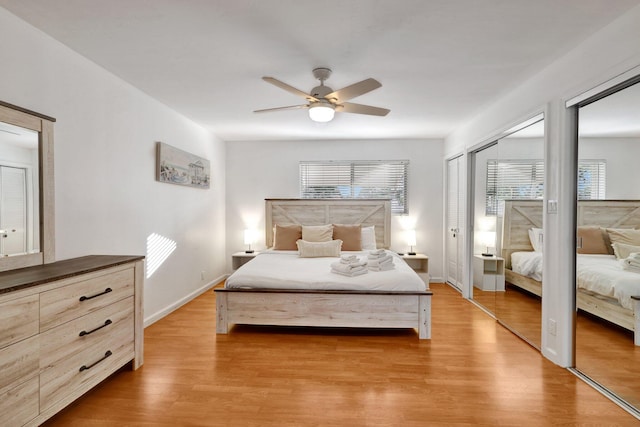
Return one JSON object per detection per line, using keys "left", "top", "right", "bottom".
{"left": 0, "top": 294, "right": 39, "bottom": 349}
{"left": 40, "top": 267, "right": 134, "bottom": 331}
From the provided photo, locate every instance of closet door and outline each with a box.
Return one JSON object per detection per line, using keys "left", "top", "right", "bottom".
{"left": 446, "top": 156, "right": 463, "bottom": 289}
{"left": 0, "top": 165, "right": 27, "bottom": 256}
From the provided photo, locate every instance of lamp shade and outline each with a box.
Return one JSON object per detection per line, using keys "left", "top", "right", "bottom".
{"left": 406, "top": 229, "right": 417, "bottom": 247}
{"left": 244, "top": 229, "right": 254, "bottom": 245}
{"left": 481, "top": 231, "right": 496, "bottom": 247}
{"left": 308, "top": 104, "right": 335, "bottom": 122}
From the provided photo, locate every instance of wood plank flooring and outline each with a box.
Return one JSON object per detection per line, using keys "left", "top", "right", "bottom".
{"left": 41, "top": 283, "right": 638, "bottom": 426}
{"left": 476, "top": 282, "right": 640, "bottom": 411}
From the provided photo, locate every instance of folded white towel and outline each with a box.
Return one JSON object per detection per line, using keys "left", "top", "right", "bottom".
{"left": 331, "top": 268, "right": 368, "bottom": 277}
{"left": 340, "top": 254, "right": 357, "bottom": 262}
{"left": 622, "top": 258, "right": 640, "bottom": 272}
{"left": 369, "top": 262, "right": 395, "bottom": 272}
{"left": 330, "top": 262, "right": 367, "bottom": 274}
{"left": 368, "top": 254, "right": 393, "bottom": 266}
{"left": 368, "top": 249, "right": 386, "bottom": 258}
{"left": 339, "top": 260, "right": 367, "bottom": 268}
{"left": 627, "top": 259, "right": 640, "bottom": 268}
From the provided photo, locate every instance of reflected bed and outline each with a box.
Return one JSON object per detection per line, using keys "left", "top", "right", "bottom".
{"left": 502, "top": 200, "right": 640, "bottom": 345}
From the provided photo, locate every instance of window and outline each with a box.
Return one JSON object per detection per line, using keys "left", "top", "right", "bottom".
{"left": 300, "top": 160, "right": 409, "bottom": 214}
{"left": 485, "top": 159, "right": 605, "bottom": 215}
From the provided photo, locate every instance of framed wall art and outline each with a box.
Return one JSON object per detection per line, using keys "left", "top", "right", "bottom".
{"left": 156, "top": 142, "right": 210, "bottom": 189}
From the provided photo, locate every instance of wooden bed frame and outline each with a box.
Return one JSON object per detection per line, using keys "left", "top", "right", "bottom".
{"left": 501, "top": 199, "right": 640, "bottom": 345}
{"left": 215, "top": 199, "right": 432, "bottom": 339}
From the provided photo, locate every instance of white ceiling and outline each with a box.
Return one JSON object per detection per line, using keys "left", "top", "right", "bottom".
{"left": 1, "top": 0, "right": 639, "bottom": 141}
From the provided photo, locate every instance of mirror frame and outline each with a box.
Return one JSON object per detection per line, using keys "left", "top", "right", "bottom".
{"left": 0, "top": 100, "right": 55, "bottom": 272}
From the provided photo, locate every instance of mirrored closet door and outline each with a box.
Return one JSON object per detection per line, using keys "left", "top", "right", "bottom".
{"left": 575, "top": 80, "right": 640, "bottom": 412}
{"left": 471, "top": 117, "right": 544, "bottom": 349}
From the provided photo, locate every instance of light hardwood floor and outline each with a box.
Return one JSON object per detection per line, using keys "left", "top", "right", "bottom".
{"left": 42, "top": 283, "right": 638, "bottom": 426}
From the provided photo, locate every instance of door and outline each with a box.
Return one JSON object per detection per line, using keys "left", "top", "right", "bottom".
{"left": 0, "top": 165, "right": 27, "bottom": 256}
{"left": 446, "top": 156, "right": 463, "bottom": 289}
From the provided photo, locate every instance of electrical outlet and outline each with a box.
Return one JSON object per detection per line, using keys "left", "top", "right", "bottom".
{"left": 201, "top": 271, "right": 205, "bottom": 280}
{"left": 548, "top": 319, "right": 557, "bottom": 336}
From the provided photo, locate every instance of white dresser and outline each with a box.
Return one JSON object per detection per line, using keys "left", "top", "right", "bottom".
{"left": 0, "top": 255, "right": 144, "bottom": 427}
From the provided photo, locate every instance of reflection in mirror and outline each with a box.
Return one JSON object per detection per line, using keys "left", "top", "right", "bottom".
{"left": 471, "top": 117, "right": 544, "bottom": 349}
{"left": 0, "top": 121, "right": 39, "bottom": 256}
{"left": 471, "top": 143, "right": 499, "bottom": 316}
{"left": 576, "top": 81, "right": 640, "bottom": 412}
{"left": 494, "top": 119, "right": 544, "bottom": 349}
{"left": 0, "top": 101, "right": 55, "bottom": 272}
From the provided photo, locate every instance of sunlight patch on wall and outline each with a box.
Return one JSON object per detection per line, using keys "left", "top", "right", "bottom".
{"left": 146, "top": 233, "right": 177, "bottom": 278}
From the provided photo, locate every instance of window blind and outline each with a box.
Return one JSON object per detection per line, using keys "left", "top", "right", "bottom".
{"left": 485, "top": 159, "right": 605, "bottom": 215}
{"left": 300, "top": 160, "right": 409, "bottom": 214}
{"left": 577, "top": 160, "right": 606, "bottom": 200}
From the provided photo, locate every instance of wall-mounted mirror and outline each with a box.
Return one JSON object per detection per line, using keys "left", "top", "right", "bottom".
{"left": 0, "top": 101, "right": 55, "bottom": 272}
{"left": 575, "top": 80, "right": 640, "bottom": 412}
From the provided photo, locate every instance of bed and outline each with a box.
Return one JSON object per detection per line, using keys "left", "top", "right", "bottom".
{"left": 501, "top": 199, "right": 640, "bottom": 345}
{"left": 215, "top": 199, "right": 432, "bottom": 339}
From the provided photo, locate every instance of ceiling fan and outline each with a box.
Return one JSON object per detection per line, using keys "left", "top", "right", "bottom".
{"left": 254, "top": 67, "right": 390, "bottom": 123}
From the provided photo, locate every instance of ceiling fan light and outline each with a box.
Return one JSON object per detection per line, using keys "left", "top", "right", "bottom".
{"left": 308, "top": 104, "right": 335, "bottom": 122}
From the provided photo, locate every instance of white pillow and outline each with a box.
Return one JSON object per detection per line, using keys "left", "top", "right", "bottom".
{"left": 296, "top": 239, "right": 342, "bottom": 257}
{"left": 612, "top": 242, "right": 640, "bottom": 260}
{"left": 301, "top": 224, "right": 333, "bottom": 242}
{"left": 528, "top": 228, "right": 543, "bottom": 252}
{"left": 361, "top": 226, "right": 377, "bottom": 250}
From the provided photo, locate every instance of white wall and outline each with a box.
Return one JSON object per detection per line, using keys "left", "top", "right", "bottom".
{"left": 444, "top": 4, "right": 640, "bottom": 366}
{"left": 580, "top": 137, "right": 640, "bottom": 198}
{"left": 225, "top": 139, "right": 445, "bottom": 281}
{"left": 0, "top": 8, "right": 227, "bottom": 325}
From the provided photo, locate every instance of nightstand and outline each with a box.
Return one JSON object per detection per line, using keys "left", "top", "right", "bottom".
{"left": 232, "top": 251, "right": 259, "bottom": 270}
{"left": 473, "top": 255, "right": 505, "bottom": 291}
{"left": 399, "top": 253, "right": 429, "bottom": 283}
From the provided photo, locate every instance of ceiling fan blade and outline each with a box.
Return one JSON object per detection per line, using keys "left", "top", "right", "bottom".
{"left": 336, "top": 102, "right": 390, "bottom": 116}
{"left": 253, "top": 104, "right": 309, "bottom": 113}
{"left": 262, "top": 77, "right": 319, "bottom": 102}
{"left": 324, "top": 78, "right": 382, "bottom": 103}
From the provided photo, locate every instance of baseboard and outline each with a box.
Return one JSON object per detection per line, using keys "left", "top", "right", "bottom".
{"left": 429, "top": 276, "right": 444, "bottom": 283}
{"left": 144, "top": 274, "right": 228, "bottom": 327}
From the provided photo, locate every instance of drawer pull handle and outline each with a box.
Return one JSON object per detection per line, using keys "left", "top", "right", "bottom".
{"left": 79, "top": 319, "right": 113, "bottom": 337}
{"left": 79, "top": 350, "right": 113, "bottom": 372}
{"left": 79, "top": 287, "right": 113, "bottom": 302}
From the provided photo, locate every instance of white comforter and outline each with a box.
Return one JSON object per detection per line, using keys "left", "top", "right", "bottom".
{"left": 225, "top": 250, "right": 426, "bottom": 292}
{"left": 511, "top": 251, "right": 640, "bottom": 310}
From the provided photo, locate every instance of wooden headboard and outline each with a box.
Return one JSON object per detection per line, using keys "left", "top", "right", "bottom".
{"left": 265, "top": 199, "right": 391, "bottom": 249}
{"left": 501, "top": 200, "right": 640, "bottom": 268}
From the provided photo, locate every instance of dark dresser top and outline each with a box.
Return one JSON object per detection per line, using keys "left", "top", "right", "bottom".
{"left": 0, "top": 255, "right": 144, "bottom": 295}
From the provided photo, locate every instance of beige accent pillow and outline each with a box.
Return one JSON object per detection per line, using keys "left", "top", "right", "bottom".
{"left": 607, "top": 228, "right": 640, "bottom": 247}
{"left": 332, "top": 224, "right": 362, "bottom": 251}
{"left": 273, "top": 224, "right": 302, "bottom": 250}
{"left": 576, "top": 226, "right": 609, "bottom": 254}
{"left": 611, "top": 242, "right": 640, "bottom": 260}
{"left": 296, "top": 239, "right": 342, "bottom": 258}
{"left": 302, "top": 224, "right": 333, "bottom": 242}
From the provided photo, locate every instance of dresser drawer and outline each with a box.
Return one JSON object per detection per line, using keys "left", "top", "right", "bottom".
{"left": 0, "top": 376, "right": 39, "bottom": 427}
{"left": 0, "top": 294, "right": 39, "bottom": 349}
{"left": 40, "top": 297, "right": 134, "bottom": 411}
{"left": 40, "top": 267, "right": 134, "bottom": 331}
{"left": 0, "top": 335, "right": 39, "bottom": 395}
{"left": 40, "top": 297, "right": 133, "bottom": 369}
